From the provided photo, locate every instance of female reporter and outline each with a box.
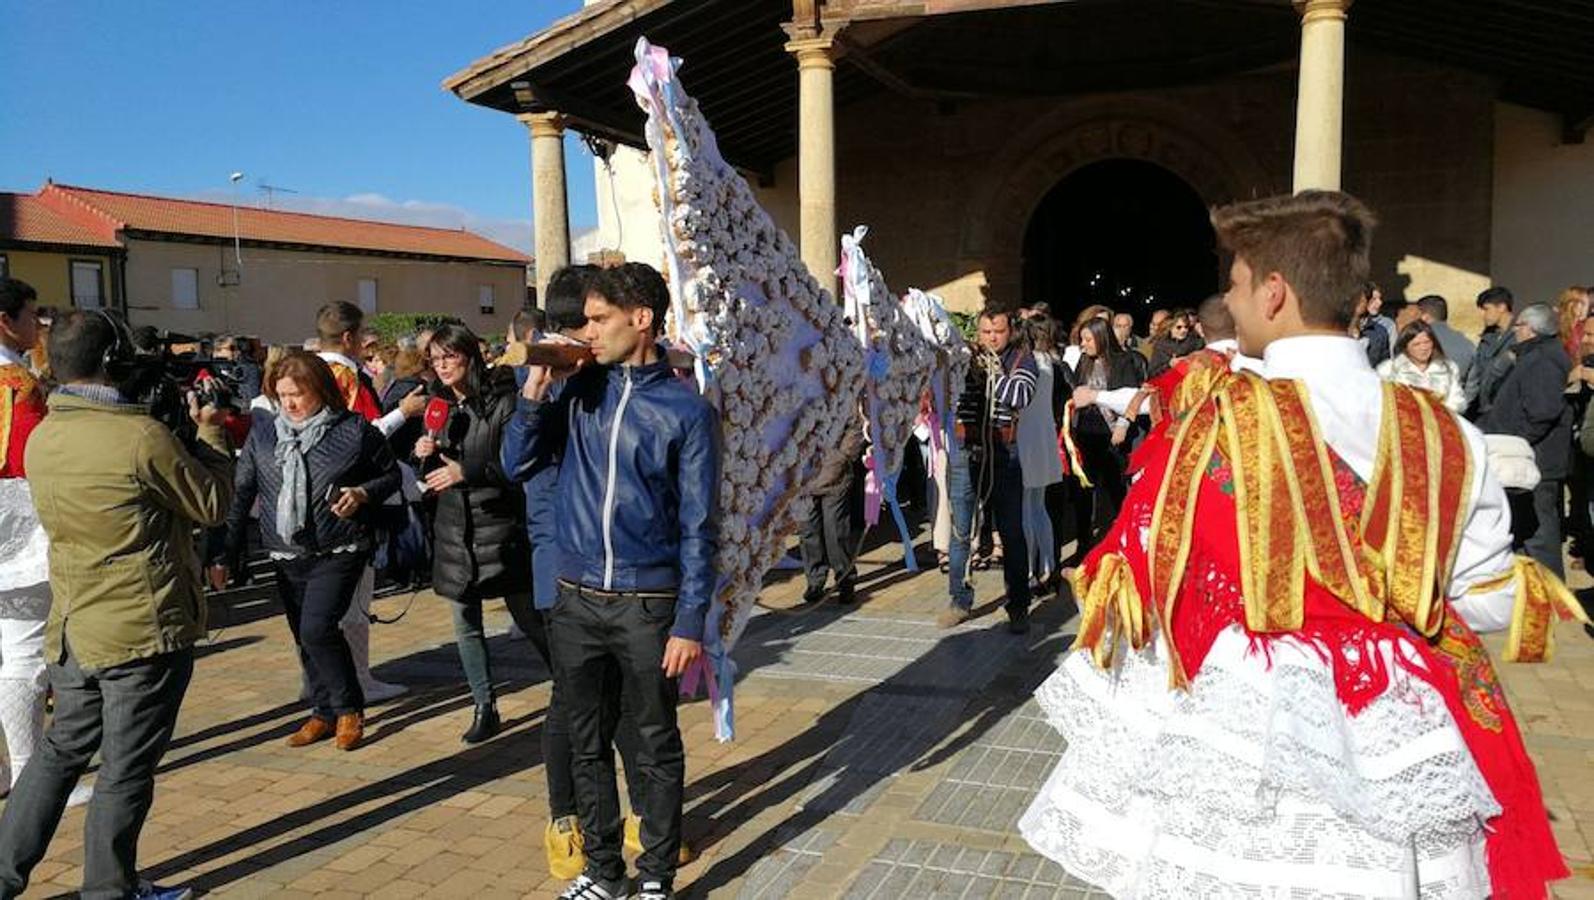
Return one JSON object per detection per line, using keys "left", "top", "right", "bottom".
{"left": 413, "top": 324, "right": 535, "bottom": 743}
{"left": 225, "top": 351, "right": 399, "bottom": 751}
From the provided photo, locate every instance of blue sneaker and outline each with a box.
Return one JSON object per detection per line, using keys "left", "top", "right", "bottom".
{"left": 134, "top": 881, "right": 193, "bottom": 900}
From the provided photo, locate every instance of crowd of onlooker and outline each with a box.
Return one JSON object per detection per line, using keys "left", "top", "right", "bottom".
{"left": 916, "top": 281, "right": 1594, "bottom": 630}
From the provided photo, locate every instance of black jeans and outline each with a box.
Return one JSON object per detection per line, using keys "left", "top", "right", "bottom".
{"left": 521, "top": 609, "right": 647, "bottom": 820}
{"left": 0, "top": 644, "right": 193, "bottom": 900}
{"left": 550, "top": 582, "right": 685, "bottom": 886}
{"left": 275, "top": 551, "right": 368, "bottom": 719}
{"left": 446, "top": 589, "right": 538, "bottom": 707}
{"left": 798, "top": 463, "right": 863, "bottom": 592}
{"left": 1075, "top": 434, "right": 1128, "bottom": 555}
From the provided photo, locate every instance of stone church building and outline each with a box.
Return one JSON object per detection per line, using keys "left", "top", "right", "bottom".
{"left": 446, "top": 0, "right": 1594, "bottom": 332}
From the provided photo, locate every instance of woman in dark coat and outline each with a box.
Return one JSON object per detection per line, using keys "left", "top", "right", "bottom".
{"left": 413, "top": 323, "right": 537, "bottom": 743}
{"left": 226, "top": 351, "right": 400, "bottom": 751}
{"left": 1147, "top": 309, "right": 1204, "bottom": 378}
{"left": 1069, "top": 317, "right": 1144, "bottom": 554}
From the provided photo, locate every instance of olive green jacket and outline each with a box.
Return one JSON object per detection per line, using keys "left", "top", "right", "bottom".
{"left": 25, "top": 391, "right": 233, "bottom": 671}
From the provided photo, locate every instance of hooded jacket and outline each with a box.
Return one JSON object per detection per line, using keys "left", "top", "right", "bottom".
{"left": 511, "top": 353, "right": 719, "bottom": 641}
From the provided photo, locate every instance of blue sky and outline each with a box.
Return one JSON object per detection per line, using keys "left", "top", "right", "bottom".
{"left": 0, "top": 0, "right": 599, "bottom": 252}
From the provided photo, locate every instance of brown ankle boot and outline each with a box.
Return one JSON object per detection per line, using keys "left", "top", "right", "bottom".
{"left": 286, "top": 716, "right": 334, "bottom": 747}
{"left": 334, "top": 713, "right": 364, "bottom": 751}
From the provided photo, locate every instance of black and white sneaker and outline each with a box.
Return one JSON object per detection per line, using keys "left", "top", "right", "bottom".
{"left": 634, "top": 879, "right": 672, "bottom": 900}
{"left": 559, "top": 874, "right": 630, "bottom": 900}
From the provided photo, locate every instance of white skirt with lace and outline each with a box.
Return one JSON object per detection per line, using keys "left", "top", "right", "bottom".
{"left": 1018, "top": 626, "right": 1497, "bottom": 899}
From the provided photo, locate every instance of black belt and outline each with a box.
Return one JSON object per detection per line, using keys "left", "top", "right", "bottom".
{"left": 557, "top": 579, "right": 675, "bottom": 601}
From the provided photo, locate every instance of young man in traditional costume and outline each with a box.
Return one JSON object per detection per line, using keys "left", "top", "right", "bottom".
{"left": 1021, "top": 190, "right": 1582, "bottom": 899}
{"left": 0, "top": 279, "right": 57, "bottom": 801}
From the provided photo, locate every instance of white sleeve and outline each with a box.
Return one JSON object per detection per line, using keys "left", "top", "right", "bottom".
{"left": 373, "top": 407, "right": 407, "bottom": 438}
{"left": 1447, "top": 417, "right": 1517, "bottom": 633}
{"left": 1095, "top": 387, "right": 1141, "bottom": 417}
{"left": 1445, "top": 364, "right": 1466, "bottom": 413}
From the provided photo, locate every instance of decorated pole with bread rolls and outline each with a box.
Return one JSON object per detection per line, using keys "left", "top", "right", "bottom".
{"left": 629, "top": 38, "right": 866, "bottom": 740}
{"left": 840, "top": 227, "right": 935, "bottom": 570}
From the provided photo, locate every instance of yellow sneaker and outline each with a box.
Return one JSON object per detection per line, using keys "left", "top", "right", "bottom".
{"left": 545, "top": 815, "right": 585, "bottom": 881}
{"left": 624, "top": 813, "right": 696, "bottom": 864}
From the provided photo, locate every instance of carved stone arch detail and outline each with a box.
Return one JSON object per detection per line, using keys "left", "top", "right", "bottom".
{"left": 960, "top": 94, "right": 1280, "bottom": 297}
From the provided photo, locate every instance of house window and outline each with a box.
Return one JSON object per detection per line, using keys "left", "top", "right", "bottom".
{"left": 171, "top": 268, "right": 199, "bottom": 309}
{"left": 70, "top": 260, "right": 103, "bottom": 309}
{"left": 478, "top": 284, "right": 495, "bottom": 315}
{"left": 357, "top": 278, "right": 378, "bottom": 314}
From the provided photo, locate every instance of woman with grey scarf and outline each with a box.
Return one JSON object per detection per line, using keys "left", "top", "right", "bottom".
{"left": 224, "top": 351, "right": 399, "bottom": 751}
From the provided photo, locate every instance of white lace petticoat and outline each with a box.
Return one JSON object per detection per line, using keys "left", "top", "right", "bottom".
{"left": 1019, "top": 626, "right": 1497, "bottom": 899}
{"left": 0, "top": 479, "right": 48, "bottom": 594}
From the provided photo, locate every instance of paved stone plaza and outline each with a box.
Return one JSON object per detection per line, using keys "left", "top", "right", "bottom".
{"left": 8, "top": 535, "right": 1594, "bottom": 899}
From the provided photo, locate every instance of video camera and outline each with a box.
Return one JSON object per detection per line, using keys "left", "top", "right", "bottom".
{"left": 113, "top": 327, "right": 247, "bottom": 444}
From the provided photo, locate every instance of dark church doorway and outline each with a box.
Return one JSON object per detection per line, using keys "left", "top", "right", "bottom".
{"left": 1021, "top": 158, "right": 1219, "bottom": 331}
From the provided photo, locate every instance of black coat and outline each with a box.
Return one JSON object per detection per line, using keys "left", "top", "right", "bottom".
{"left": 1481, "top": 335, "right": 1573, "bottom": 481}
{"left": 227, "top": 410, "right": 400, "bottom": 558}
{"left": 1148, "top": 333, "right": 1204, "bottom": 379}
{"left": 1071, "top": 351, "right": 1144, "bottom": 438}
{"left": 381, "top": 374, "right": 428, "bottom": 460}
{"left": 421, "top": 367, "right": 529, "bottom": 600}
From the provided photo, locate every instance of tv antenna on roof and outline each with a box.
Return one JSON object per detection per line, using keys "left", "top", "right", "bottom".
{"left": 257, "top": 181, "right": 299, "bottom": 209}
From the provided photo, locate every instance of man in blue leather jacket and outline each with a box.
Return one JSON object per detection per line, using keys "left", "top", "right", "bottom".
{"left": 517, "top": 262, "right": 719, "bottom": 900}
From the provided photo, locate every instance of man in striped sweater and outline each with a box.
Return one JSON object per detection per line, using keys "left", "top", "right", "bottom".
{"left": 941, "top": 307, "right": 1038, "bottom": 633}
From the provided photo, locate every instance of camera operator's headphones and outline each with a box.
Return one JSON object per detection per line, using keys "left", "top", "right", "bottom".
{"left": 93, "top": 308, "right": 137, "bottom": 379}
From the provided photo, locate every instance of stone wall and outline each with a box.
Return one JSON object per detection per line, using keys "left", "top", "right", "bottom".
{"left": 593, "top": 46, "right": 1502, "bottom": 326}
{"left": 1492, "top": 102, "right": 1594, "bottom": 311}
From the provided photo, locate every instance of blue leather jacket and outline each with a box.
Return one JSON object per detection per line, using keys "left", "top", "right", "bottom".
{"left": 502, "top": 355, "right": 720, "bottom": 640}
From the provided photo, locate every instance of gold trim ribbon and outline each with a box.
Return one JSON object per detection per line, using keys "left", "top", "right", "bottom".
{"left": 1503, "top": 556, "right": 1591, "bottom": 663}
{"left": 1071, "top": 552, "right": 1151, "bottom": 669}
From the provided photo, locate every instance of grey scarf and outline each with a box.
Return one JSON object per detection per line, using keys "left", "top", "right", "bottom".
{"left": 273, "top": 407, "right": 334, "bottom": 546}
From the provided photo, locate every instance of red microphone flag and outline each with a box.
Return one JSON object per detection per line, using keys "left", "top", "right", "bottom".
{"left": 423, "top": 397, "right": 450, "bottom": 437}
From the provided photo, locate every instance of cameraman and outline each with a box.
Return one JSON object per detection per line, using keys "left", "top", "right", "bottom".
{"left": 0, "top": 310, "right": 232, "bottom": 900}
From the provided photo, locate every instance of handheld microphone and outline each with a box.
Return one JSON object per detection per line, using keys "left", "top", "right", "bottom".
{"left": 422, "top": 396, "right": 451, "bottom": 438}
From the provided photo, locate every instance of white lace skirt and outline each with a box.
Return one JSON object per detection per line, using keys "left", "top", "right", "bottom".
{"left": 1019, "top": 627, "right": 1497, "bottom": 899}
{"left": 0, "top": 480, "right": 48, "bottom": 609}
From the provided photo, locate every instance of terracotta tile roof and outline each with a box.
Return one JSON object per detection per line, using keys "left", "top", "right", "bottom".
{"left": 0, "top": 192, "right": 121, "bottom": 249}
{"left": 35, "top": 183, "right": 530, "bottom": 264}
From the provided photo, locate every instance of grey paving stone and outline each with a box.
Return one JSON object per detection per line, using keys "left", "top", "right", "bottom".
{"left": 735, "top": 826, "right": 838, "bottom": 900}
{"left": 842, "top": 839, "right": 1108, "bottom": 900}
{"left": 795, "top": 691, "right": 968, "bottom": 816}
{"left": 914, "top": 700, "right": 1065, "bottom": 832}
{"left": 740, "top": 614, "right": 1025, "bottom": 693}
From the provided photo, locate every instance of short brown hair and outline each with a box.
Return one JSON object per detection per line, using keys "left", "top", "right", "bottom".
{"left": 976, "top": 305, "right": 1016, "bottom": 326}
{"left": 264, "top": 350, "right": 346, "bottom": 411}
{"left": 317, "top": 300, "right": 364, "bottom": 344}
{"left": 1210, "top": 190, "right": 1376, "bottom": 330}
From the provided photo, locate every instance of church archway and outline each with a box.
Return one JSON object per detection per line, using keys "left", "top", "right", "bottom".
{"left": 1021, "top": 158, "right": 1219, "bottom": 327}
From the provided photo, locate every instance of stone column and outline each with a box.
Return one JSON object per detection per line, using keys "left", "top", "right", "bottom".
{"left": 522, "top": 112, "right": 571, "bottom": 300}
{"left": 786, "top": 36, "right": 838, "bottom": 297}
{"left": 1292, "top": 0, "right": 1352, "bottom": 191}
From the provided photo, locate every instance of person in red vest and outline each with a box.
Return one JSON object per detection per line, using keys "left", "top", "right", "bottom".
{"left": 315, "top": 301, "right": 426, "bottom": 703}
{"left": 0, "top": 279, "right": 86, "bottom": 808}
